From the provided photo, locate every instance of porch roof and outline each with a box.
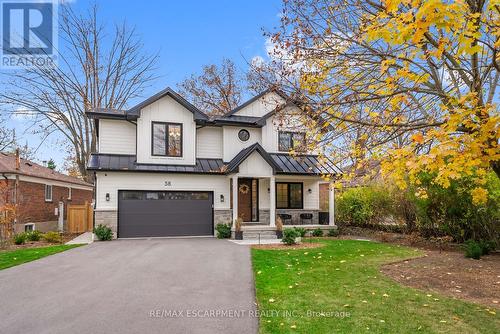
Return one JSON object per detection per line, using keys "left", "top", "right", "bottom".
{"left": 225, "top": 143, "right": 341, "bottom": 176}
{"left": 87, "top": 147, "right": 341, "bottom": 176}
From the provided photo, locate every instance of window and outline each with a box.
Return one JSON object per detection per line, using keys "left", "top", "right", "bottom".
{"left": 152, "top": 122, "right": 183, "bottom": 157}
{"left": 68, "top": 187, "right": 72, "bottom": 200}
{"left": 24, "top": 223, "right": 35, "bottom": 232}
{"left": 276, "top": 182, "right": 303, "bottom": 209}
{"left": 238, "top": 129, "right": 250, "bottom": 142}
{"left": 278, "top": 131, "right": 306, "bottom": 152}
{"left": 45, "top": 185, "right": 52, "bottom": 202}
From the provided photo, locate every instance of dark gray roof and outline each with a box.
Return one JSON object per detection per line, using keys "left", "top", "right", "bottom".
{"left": 87, "top": 149, "right": 340, "bottom": 176}
{"left": 270, "top": 153, "right": 341, "bottom": 175}
{"left": 225, "top": 143, "right": 281, "bottom": 173}
{"left": 88, "top": 154, "right": 225, "bottom": 174}
{"left": 224, "top": 143, "right": 340, "bottom": 175}
{"left": 86, "top": 87, "right": 209, "bottom": 121}
{"left": 205, "top": 115, "right": 263, "bottom": 127}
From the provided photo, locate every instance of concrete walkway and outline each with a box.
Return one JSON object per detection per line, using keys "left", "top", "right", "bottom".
{"left": 0, "top": 238, "right": 258, "bottom": 334}
{"left": 65, "top": 231, "right": 94, "bottom": 244}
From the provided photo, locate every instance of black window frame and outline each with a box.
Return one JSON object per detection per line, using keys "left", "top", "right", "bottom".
{"left": 276, "top": 182, "right": 303, "bottom": 209}
{"left": 238, "top": 129, "right": 250, "bottom": 142}
{"left": 278, "top": 131, "right": 306, "bottom": 152}
{"left": 151, "top": 121, "right": 183, "bottom": 157}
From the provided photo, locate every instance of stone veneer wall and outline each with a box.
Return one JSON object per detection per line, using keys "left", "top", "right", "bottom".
{"left": 94, "top": 210, "right": 118, "bottom": 238}
{"left": 214, "top": 209, "right": 232, "bottom": 226}
{"left": 276, "top": 209, "right": 319, "bottom": 225}
{"left": 258, "top": 209, "right": 270, "bottom": 224}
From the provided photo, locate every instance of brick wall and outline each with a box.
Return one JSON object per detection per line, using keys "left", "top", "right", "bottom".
{"left": 15, "top": 180, "right": 92, "bottom": 224}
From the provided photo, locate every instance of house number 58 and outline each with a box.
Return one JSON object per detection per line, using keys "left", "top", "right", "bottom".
{"left": 164, "top": 181, "right": 171, "bottom": 186}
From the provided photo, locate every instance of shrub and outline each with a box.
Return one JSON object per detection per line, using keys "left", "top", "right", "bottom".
{"left": 327, "top": 229, "right": 339, "bottom": 237}
{"left": 215, "top": 223, "right": 231, "bottom": 239}
{"left": 282, "top": 228, "right": 299, "bottom": 245}
{"left": 43, "top": 231, "right": 62, "bottom": 243}
{"left": 13, "top": 233, "right": 26, "bottom": 245}
{"left": 293, "top": 227, "right": 306, "bottom": 237}
{"left": 464, "top": 240, "right": 482, "bottom": 260}
{"left": 26, "top": 230, "right": 42, "bottom": 242}
{"left": 478, "top": 240, "right": 495, "bottom": 255}
{"left": 336, "top": 185, "right": 395, "bottom": 227}
{"left": 94, "top": 224, "right": 113, "bottom": 241}
{"left": 312, "top": 228, "right": 323, "bottom": 237}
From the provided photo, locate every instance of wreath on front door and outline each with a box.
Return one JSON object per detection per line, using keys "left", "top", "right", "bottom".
{"left": 239, "top": 184, "right": 250, "bottom": 194}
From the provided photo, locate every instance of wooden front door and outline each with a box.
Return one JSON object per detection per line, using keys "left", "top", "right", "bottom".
{"left": 237, "top": 178, "right": 258, "bottom": 222}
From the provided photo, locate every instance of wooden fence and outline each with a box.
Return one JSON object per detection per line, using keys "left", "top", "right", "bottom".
{"left": 67, "top": 201, "right": 93, "bottom": 233}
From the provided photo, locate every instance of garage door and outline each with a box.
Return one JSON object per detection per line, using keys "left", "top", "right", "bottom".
{"left": 118, "top": 191, "right": 213, "bottom": 238}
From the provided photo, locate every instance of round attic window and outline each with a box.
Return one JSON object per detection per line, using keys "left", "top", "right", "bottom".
{"left": 238, "top": 129, "right": 250, "bottom": 142}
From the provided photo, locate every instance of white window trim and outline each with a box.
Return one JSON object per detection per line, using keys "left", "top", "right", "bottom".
{"left": 24, "top": 223, "right": 35, "bottom": 232}
{"left": 68, "top": 187, "right": 72, "bottom": 200}
{"left": 45, "top": 184, "right": 53, "bottom": 202}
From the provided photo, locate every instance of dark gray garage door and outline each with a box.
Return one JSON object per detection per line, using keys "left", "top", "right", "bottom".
{"left": 118, "top": 191, "right": 213, "bottom": 238}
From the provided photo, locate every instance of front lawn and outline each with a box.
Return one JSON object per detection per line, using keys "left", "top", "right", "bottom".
{"left": 0, "top": 244, "right": 82, "bottom": 270}
{"left": 252, "top": 239, "right": 499, "bottom": 333}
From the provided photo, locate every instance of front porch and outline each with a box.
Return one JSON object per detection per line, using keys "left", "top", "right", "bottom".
{"left": 229, "top": 174, "right": 336, "bottom": 235}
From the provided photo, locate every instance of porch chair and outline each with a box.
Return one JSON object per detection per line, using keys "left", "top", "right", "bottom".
{"left": 299, "top": 213, "right": 313, "bottom": 225}
{"left": 277, "top": 214, "right": 292, "bottom": 225}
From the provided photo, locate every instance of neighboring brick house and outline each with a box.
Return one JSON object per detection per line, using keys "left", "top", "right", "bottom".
{"left": 0, "top": 152, "right": 93, "bottom": 233}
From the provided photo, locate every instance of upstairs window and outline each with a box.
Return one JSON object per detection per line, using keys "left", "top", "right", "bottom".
{"left": 152, "top": 122, "right": 183, "bottom": 157}
{"left": 45, "top": 185, "right": 52, "bottom": 202}
{"left": 278, "top": 131, "right": 306, "bottom": 152}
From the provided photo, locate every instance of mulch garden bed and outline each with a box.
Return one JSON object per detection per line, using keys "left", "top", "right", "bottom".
{"left": 0, "top": 233, "right": 79, "bottom": 250}
{"left": 334, "top": 226, "right": 500, "bottom": 309}
{"left": 381, "top": 250, "right": 500, "bottom": 309}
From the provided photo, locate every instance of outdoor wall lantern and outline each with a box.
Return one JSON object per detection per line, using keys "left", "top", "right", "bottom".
{"left": 105, "top": 193, "right": 110, "bottom": 201}
{"left": 308, "top": 189, "right": 312, "bottom": 194}
{"left": 220, "top": 194, "right": 224, "bottom": 203}
{"left": 267, "top": 188, "right": 270, "bottom": 193}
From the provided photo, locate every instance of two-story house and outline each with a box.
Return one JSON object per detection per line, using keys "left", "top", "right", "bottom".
{"left": 87, "top": 87, "right": 340, "bottom": 238}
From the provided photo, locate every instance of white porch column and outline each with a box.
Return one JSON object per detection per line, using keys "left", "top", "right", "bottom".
{"left": 232, "top": 175, "right": 238, "bottom": 227}
{"left": 269, "top": 176, "right": 276, "bottom": 227}
{"left": 329, "top": 180, "right": 336, "bottom": 226}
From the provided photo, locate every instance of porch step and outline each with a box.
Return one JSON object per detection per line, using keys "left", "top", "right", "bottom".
{"left": 243, "top": 231, "right": 278, "bottom": 240}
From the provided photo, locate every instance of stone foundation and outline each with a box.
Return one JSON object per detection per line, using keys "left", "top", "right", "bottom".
{"left": 276, "top": 209, "right": 319, "bottom": 225}
{"left": 94, "top": 210, "right": 118, "bottom": 238}
{"left": 214, "top": 209, "right": 232, "bottom": 226}
{"left": 258, "top": 209, "right": 270, "bottom": 224}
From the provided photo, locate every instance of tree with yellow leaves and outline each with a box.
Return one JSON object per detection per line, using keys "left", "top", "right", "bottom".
{"left": 268, "top": 0, "right": 499, "bottom": 205}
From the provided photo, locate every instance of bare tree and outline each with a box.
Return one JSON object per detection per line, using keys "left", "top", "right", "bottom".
{"left": 0, "top": 5, "right": 158, "bottom": 182}
{"left": 0, "top": 119, "right": 14, "bottom": 152}
{"left": 177, "top": 58, "right": 243, "bottom": 117}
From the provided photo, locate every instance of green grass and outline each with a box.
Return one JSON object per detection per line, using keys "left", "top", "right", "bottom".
{"left": 0, "top": 244, "right": 83, "bottom": 270}
{"left": 252, "top": 239, "right": 499, "bottom": 333}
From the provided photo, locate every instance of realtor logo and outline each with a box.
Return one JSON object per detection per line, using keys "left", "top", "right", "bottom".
{"left": 1, "top": 0, "right": 58, "bottom": 68}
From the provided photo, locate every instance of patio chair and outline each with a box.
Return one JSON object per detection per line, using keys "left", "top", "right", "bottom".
{"left": 300, "top": 213, "right": 313, "bottom": 225}
{"left": 278, "top": 214, "right": 292, "bottom": 225}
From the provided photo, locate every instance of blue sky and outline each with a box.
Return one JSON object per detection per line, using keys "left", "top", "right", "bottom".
{"left": 4, "top": 0, "right": 282, "bottom": 168}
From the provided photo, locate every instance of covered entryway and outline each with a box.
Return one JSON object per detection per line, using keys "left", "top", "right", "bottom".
{"left": 118, "top": 190, "right": 213, "bottom": 238}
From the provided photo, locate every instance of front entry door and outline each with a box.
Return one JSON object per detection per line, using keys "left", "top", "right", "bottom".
{"left": 237, "top": 178, "right": 259, "bottom": 222}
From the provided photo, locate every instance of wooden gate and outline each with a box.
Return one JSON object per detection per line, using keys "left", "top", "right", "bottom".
{"left": 67, "top": 201, "right": 93, "bottom": 233}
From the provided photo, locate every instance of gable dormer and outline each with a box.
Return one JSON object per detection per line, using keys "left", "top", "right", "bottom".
{"left": 135, "top": 88, "right": 208, "bottom": 165}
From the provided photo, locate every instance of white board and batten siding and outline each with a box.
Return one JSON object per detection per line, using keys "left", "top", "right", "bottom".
{"left": 95, "top": 172, "right": 230, "bottom": 211}
{"left": 233, "top": 91, "right": 285, "bottom": 118}
{"left": 222, "top": 127, "right": 262, "bottom": 162}
{"left": 136, "top": 95, "right": 196, "bottom": 165}
{"left": 196, "top": 127, "right": 223, "bottom": 159}
{"left": 98, "top": 119, "right": 136, "bottom": 155}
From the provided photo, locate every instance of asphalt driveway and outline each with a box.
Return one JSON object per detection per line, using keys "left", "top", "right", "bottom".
{"left": 0, "top": 238, "right": 258, "bottom": 334}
